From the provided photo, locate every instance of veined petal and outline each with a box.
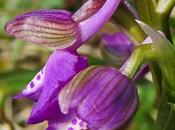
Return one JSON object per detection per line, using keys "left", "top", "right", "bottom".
{"left": 101, "top": 32, "right": 134, "bottom": 67}
{"left": 73, "top": 0, "right": 106, "bottom": 22}
{"left": 59, "top": 66, "right": 138, "bottom": 130}
{"left": 5, "top": 10, "right": 80, "bottom": 49}
{"left": 17, "top": 49, "right": 87, "bottom": 124}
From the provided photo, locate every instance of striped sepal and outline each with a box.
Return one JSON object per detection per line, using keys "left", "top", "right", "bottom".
{"left": 73, "top": 0, "right": 106, "bottom": 22}
{"left": 5, "top": 10, "right": 80, "bottom": 49}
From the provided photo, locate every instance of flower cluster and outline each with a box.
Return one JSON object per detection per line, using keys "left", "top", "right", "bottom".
{"left": 5, "top": 0, "right": 175, "bottom": 130}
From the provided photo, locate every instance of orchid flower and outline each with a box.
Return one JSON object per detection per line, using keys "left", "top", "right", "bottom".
{"left": 5, "top": 0, "right": 121, "bottom": 50}
{"left": 101, "top": 32, "right": 134, "bottom": 67}
{"left": 58, "top": 66, "right": 138, "bottom": 130}
{"left": 100, "top": 32, "right": 149, "bottom": 81}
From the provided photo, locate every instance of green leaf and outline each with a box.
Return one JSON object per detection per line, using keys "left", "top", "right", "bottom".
{"left": 135, "top": 0, "right": 173, "bottom": 42}
{"left": 156, "top": 92, "right": 171, "bottom": 130}
{"left": 137, "top": 20, "right": 175, "bottom": 99}
{"left": 164, "top": 104, "right": 175, "bottom": 130}
{"left": 133, "top": 79, "right": 156, "bottom": 130}
{"left": 88, "top": 56, "right": 106, "bottom": 66}
{"left": 0, "top": 69, "right": 38, "bottom": 96}
{"left": 156, "top": 89, "right": 175, "bottom": 130}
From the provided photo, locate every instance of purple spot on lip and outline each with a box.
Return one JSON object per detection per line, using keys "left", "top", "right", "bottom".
{"left": 30, "top": 81, "right": 35, "bottom": 88}
{"left": 68, "top": 127, "right": 74, "bottom": 130}
{"left": 37, "top": 75, "right": 41, "bottom": 80}
{"left": 79, "top": 121, "right": 83, "bottom": 127}
{"left": 72, "top": 119, "right": 77, "bottom": 125}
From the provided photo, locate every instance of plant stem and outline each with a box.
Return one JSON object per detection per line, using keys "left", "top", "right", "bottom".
{"left": 0, "top": 109, "right": 15, "bottom": 130}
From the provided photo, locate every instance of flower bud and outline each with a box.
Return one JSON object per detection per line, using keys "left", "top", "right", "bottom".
{"left": 101, "top": 32, "right": 134, "bottom": 67}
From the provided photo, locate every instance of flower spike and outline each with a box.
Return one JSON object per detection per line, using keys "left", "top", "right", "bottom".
{"left": 59, "top": 66, "right": 138, "bottom": 130}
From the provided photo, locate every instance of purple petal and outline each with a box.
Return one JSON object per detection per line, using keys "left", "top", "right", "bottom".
{"left": 24, "top": 50, "right": 87, "bottom": 124}
{"left": 123, "top": 0, "right": 139, "bottom": 19}
{"left": 133, "top": 64, "right": 149, "bottom": 81}
{"left": 19, "top": 67, "right": 46, "bottom": 101}
{"left": 73, "top": 0, "right": 106, "bottom": 22}
{"left": 14, "top": 64, "right": 48, "bottom": 101}
{"left": 101, "top": 32, "right": 134, "bottom": 67}
{"left": 5, "top": 10, "right": 80, "bottom": 49}
{"left": 59, "top": 66, "right": 138, "bottom": 130}
{"left": 79, "top": 0, "right": 121, "bottom": 43}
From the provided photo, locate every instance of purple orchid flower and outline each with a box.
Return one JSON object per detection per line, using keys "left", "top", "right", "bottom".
{"left": 101, "top": 32, "right": 150, "bottom": 80}
{"left": 15, "top": 49, "right": 88, "bottom": 124}
{"left": 101, "top": 32, "right": 134, "bottom": 67}
{"left": 5, "top": 0, "right": 121, "bottom": 50}
{"left": 58, "top": 66, "right": 138, "bottom": 130}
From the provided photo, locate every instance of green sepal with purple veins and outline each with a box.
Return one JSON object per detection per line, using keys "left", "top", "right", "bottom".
{"left": 137, "top": 20, "right": 175, "bottom": 102}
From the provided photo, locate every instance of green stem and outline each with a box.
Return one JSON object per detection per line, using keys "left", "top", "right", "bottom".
{"left": 120, "top": 44, "right": 155, "bottom": 79}
{"left": 0, "top": 97, "right": 15, "bottom": 130}
{"left": 113, "top": 3, "right": 146, "bottom": 43}
{"left": 135, "top": 0, "right": 157, "bottom": 25}
{"left": 135, "top": 0, "right": 175, "bottom": 42}
{"left": 164, "top": 104, "right": 175, "bottom": 130}
{"left": 156, "top": 87, "right": 175, "bottom": 130}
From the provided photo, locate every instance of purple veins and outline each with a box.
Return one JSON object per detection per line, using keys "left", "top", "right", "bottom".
{"left": 59, "top": 65, "right": 138, "bottom": 130}
{"left": 5, "top": 0, "right": 121, "bottom": 50}
{"left": 5, "top": 10, "right": 80, "bottom": 49}
{"left": 73, "top": 0, "right": 106, "bottom": 22}
{"left": 101, "top": 32, "right": 134, "bottom": 67}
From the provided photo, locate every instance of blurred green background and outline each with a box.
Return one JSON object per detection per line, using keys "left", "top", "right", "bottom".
{"left": 0, "top": 0, "right": 174, "bottom": 130}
